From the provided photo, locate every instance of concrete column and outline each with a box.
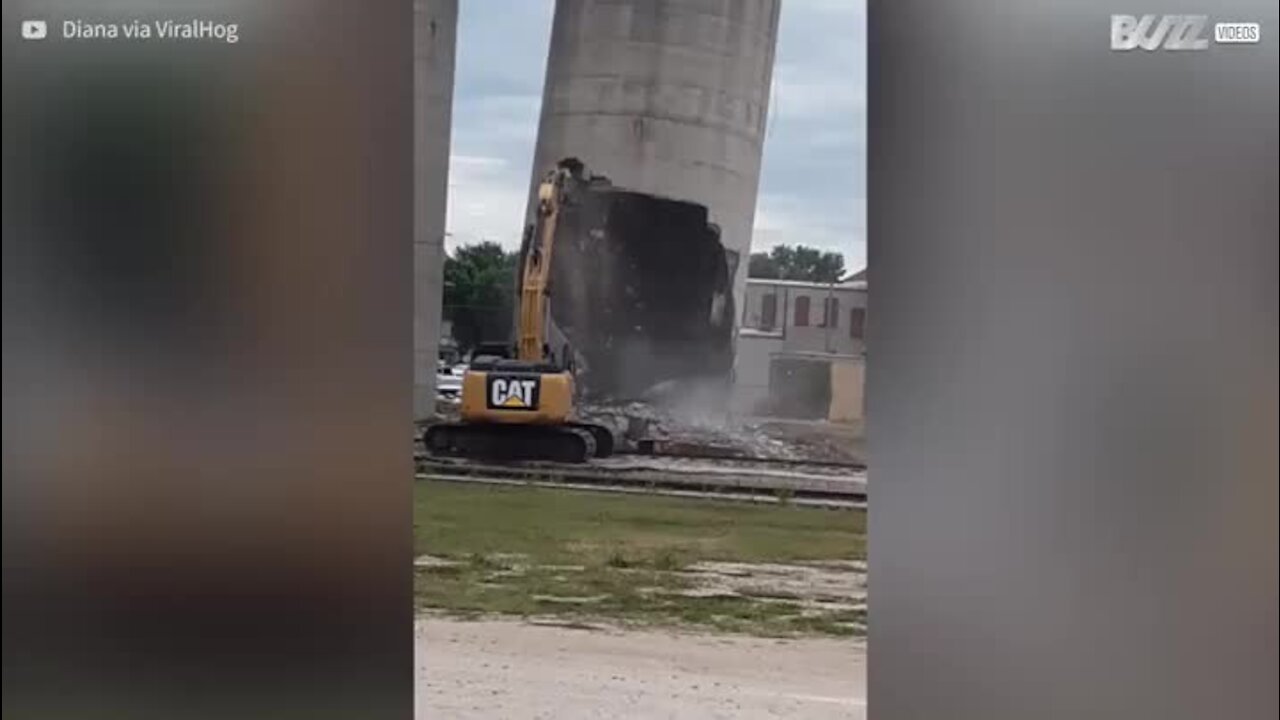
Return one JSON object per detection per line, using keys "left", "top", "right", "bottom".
{"left": 528, "top": 0, "right": 782, "bottom": 360}
{"left": 413, "top": 0, "right": 458, "bottom": 420}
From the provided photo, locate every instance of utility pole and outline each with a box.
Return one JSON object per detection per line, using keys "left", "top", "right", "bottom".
{"left": 824, "top": 280, "right": 835, "bottom": 353}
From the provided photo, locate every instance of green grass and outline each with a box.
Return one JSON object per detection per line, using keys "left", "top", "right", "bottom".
{"left": 415, "top": 481, "right": 864, "bottom": 565}
{"left": 414, "top": 481, "right": 865, "bottom": 637}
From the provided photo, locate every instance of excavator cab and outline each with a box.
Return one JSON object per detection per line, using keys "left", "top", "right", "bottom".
{"left": 459, "top": 353, "right": 573, "bottom": 425}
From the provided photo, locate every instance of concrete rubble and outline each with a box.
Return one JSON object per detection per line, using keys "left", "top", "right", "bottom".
{"left": 424, "top": 393, "right": 863, "bottom": 466}
{"left": 578, "top": 401, "right": 865, "bottom": 466}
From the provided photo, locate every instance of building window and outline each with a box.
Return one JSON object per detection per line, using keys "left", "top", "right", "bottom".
{"left": 822, "top": 297, "right": 839, "bottom": 328}
{"left": 760, "top": 293, "right": 777, "bottom": 331}
{"left": 794, "top": 295, "right": 810, "bottom": 327}
{"left": 850, "top": 307, "right": 866, "bottom": 339}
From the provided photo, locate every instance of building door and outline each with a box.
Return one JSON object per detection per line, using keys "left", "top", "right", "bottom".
{"left": 768, "top": 357, "right": 831, "bottom": 419}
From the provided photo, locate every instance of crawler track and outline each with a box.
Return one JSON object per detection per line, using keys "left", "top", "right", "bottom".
{"left": 421, "top": 422, "right": 615, "bottom": 463}
{"left": 423, "top": 424, "right": 594, "bottom": 463}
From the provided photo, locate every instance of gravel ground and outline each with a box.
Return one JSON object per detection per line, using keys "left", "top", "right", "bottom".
{"left": 416, "top": 618, "right": 866, "bottom": 719}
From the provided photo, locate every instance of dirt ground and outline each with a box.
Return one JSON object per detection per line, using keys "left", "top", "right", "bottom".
{"left": 416, "top": 618, "right": 866, "bottom": 719}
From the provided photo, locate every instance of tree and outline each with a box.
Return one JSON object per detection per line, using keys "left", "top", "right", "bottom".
{"left": 747, "top": 251, "right": 781, "bottom": 279}
{"left": 747, "top": 244, "right": 846, "bottom": 282}
{"left": 443, "top": 241, "right": 519, "bottom": 353}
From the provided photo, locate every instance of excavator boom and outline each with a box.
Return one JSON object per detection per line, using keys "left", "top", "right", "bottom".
{"left": 517, "top": 177, "right": 563, "bottom": 362}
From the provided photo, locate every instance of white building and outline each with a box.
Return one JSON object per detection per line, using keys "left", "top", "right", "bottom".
{"left": 732, "top": 274, "right": 867, "bottom": 421}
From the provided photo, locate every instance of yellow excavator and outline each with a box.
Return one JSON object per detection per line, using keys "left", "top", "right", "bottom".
{"left": 422, "top": 159, "right": 614, "bottom": 463}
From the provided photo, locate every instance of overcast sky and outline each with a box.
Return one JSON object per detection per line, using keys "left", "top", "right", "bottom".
{"left": 445, "top": 0, "right": 866, "bottom": 271}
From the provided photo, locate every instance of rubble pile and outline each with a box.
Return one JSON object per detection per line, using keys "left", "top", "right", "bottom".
{"left": 751, "top": 419, "right": 866, "bottom": 465}
{"left": 421, "top": 388, "right": 864, "bottom": 466}
{"left": 579, "top": 402, "right": 863, "bottom": 465}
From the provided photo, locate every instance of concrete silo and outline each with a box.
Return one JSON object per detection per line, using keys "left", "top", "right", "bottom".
{"left": 526, "top": 0, "right": 782, "bottom": 403}
{"left": 414, "top": 0, "right": 458, "bottom": 420}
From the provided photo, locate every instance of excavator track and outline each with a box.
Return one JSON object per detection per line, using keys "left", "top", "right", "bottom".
{"left": 423, "top": 422, "right": 613, "bottom": 464}
{"left": 566, "top": 422, "right": 614, "bottom": 458}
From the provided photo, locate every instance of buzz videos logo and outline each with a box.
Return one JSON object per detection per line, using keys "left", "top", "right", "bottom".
{"left": 1111, "top": 15, "right": 1261, "bottom": 50}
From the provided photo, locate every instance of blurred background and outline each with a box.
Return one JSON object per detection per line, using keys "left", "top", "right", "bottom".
{"left": 4, "top": 3, "right": 413, "bottom": 718}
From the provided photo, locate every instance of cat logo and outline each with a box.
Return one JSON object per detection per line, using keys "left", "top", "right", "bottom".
{"left": 486, "top": 375, "right": 540, "bottom": 410}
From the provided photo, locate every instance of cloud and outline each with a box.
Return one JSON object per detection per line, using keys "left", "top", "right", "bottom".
{"left": 754, "top": 0, "right": 866, "bottom": 268}
{"left": 770, "top": 63, "right": 866, "bottom": 123}
{"left": 446, "top": 153, "right": 528, "bottom": 252}
{"left": 452, "top": 94, "right": 542, "bottom": 149}
{"left": 443, "top": 3, "right": 555, "bottom": 254}
{"left": 753, "top": 193, "right": 866, "bottom": 271}
{"left": 451, "top": 154, "right": 507, "bottom": 169}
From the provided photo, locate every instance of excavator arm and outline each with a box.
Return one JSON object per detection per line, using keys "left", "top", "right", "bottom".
{"left": 516, "top": 157, "right": 588, "bottom": 367}
{"left": 516, "top": 171, "right": 563, "bottom": 363}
